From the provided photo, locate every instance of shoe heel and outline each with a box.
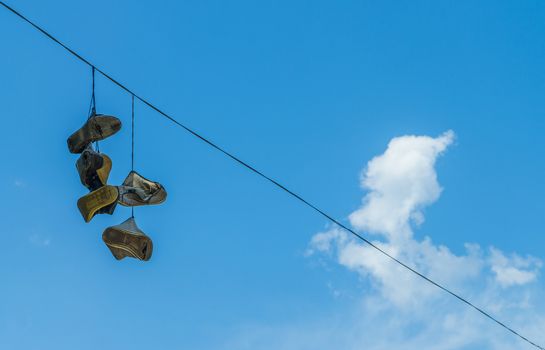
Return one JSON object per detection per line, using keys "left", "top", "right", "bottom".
{"left": 96, "top": 154, "right": 112, "bottom": 185}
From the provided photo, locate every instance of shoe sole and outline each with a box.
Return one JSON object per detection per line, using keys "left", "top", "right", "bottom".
{"left": 77, "top": 185, "right": 118, "bottom": 223}
{"left": 68, "top": 115, "right": 122, "bottom": 154}
{"left": 102, "top": 229, "right": 153, "bottom": 261}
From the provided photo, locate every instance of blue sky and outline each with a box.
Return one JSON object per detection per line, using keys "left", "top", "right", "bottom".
{"left": 1, "top": 0, "right": 545, "bottom": 349}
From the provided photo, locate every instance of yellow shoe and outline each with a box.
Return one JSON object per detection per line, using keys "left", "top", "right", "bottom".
{"left": 77, "top": 185, "right": 118, "bottom": 223}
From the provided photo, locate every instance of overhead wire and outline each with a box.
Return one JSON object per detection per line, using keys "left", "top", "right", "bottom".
{"left": 131, "top": 93, "right": 135, "bottom": 218}
{"left": 87, "top": 67, "right": 96, "bottom": 118}
{"left": 88, "top": 67, "right": 100, "bottom": 152}
{"left": 0, "top": 2, "right": 543, "bottom": 349}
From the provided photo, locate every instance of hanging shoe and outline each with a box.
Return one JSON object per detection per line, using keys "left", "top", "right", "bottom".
{"left": 117, "top": 171, "right": 167, "bottom": 207}
{"left": 76, "top": 145, "right": 112, "bottom": 191}
{"left": 102, "top": 217, "right": 153, "bottom": 261}
{"left": 67, "top": 114, "right": 122, "bottom": 154}
{"left": 77, "top": 185, "right": 119, "bottom": 222}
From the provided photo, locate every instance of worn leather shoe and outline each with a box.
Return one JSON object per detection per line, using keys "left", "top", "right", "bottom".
{"left": 102, "top": 217, "right": 153, "bottom": 261}
{"left": 117, "top": 171, "right": 167, "bottom": 207}
{"left": 76, "top": 145, "right": 112, "bottom": 191}
{"left": 67, "top": 114, "right": 122, "bottom": 154}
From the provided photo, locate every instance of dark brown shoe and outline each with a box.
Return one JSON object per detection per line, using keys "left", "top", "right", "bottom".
{"left": 67, "top": 114, "right": 122, "bottom": 154}
{"left": 102, "top": 217, "right": 153, "bottom": 261}
{"left": 76, "top": 145, "right": 112, "bottom": 191}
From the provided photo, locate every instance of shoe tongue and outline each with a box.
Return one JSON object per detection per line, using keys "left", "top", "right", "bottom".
{"left": 123, "top": 171, "right": 138, "bottom": 187}
{"left": 123, "top": 171, "right": 155, "bottom": 190}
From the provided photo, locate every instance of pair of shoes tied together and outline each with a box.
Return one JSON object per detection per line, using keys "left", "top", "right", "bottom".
{"left": 76, "top": 171, "right": 167, "bottom": 223}
{"left": 100, "top": 172, "right": 166, "bottom": 261}
{"left": 76, "top": 146, "right": 117, "bottom": 220}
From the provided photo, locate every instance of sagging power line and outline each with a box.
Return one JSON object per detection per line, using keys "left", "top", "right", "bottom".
{"left": 0, "top": 2, "right": 542, "bottom": 349}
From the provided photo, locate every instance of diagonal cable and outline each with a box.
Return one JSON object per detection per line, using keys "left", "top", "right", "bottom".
{"left": 0, "top": 2, "right": 543, "bottom": 349}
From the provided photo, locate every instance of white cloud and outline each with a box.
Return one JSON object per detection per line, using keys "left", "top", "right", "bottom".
{"left": 348, "top": 131, "right": 454, "bottom": 241}
{"left": 309, "top": 132, "right": 540, "bottom": 304}
{"left": 489, "top": 247, "right": 541, "bottom": 287}
{"left": 223, "top": 131, "right": 545, "bottom": 350}
{"left": 223, "top": 294, "right": 545, "bottom": 350}
{"left": 302, "top": 131, "right": 544, "bottom": 348}
{"left": 308, "top": 131, "right": 491, "bottom": 307}
{"left": 306, "top": 229, "right": 348, "bottom": 256}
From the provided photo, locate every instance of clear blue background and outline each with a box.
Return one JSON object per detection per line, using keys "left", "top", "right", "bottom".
{"left": 1, "top": 0, "right": 544, "bottom": 349}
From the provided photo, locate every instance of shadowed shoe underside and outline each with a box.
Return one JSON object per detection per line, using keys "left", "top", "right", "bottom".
{"left": 77, "top": 185, "right": 119, "bottom": 222}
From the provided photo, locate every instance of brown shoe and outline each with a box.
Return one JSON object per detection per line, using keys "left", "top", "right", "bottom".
{"left": 102, "top": 217, "right": 153, "bottom": 261}
{"left": 67, "top": 114, "right": 122, "bottom": 154}
{"left": 117, "top": 171, "right": 167, "bottom": 207}
{"left": 77, "top": 185, "right": 119, "bottom": 222}
{"left": 76, "top": 145, "right": 112, "bottom": 191}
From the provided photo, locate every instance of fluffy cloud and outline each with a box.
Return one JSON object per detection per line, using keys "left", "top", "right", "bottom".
{"left": 311, "top": 227, "right": 484, "bottom": 307}
{"left": 310, "top": 132, "right": 541, "bottom": 304}
{"left": 349, "top": 131, "right": 454, "bottom": 241}
{"left": 223, "top": 131, "right": 545, "bottom": 350}
{"left": 489, "top": 248, "right": 541, "bottom": 287}
{"left": 303, "top": 131, "right": 544, "bottom": 348}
